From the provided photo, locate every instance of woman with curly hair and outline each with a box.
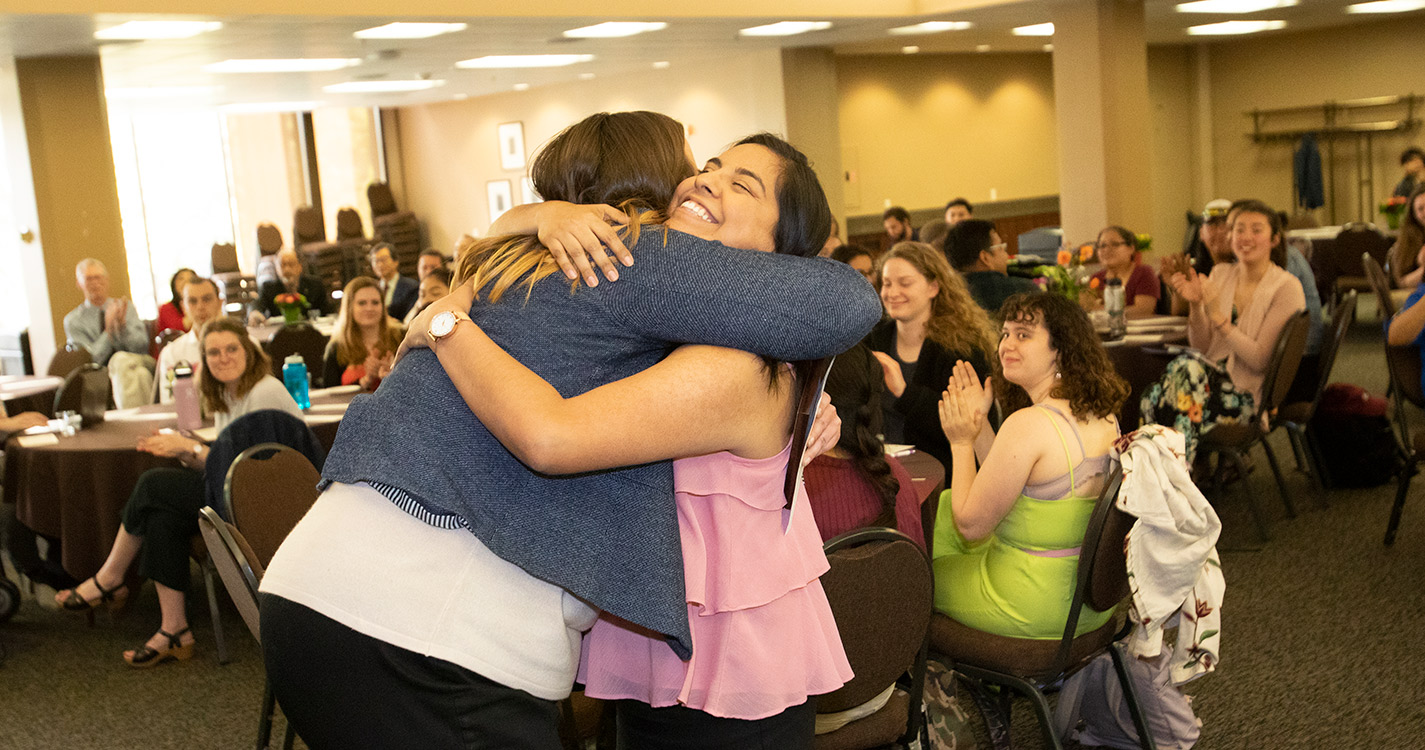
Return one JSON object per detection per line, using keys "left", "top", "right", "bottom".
{"left": 867, "top": 240, "right": 996, "bottom": 468}
{"left": 933, "top": 292, "right": 1128, "bottom": 638}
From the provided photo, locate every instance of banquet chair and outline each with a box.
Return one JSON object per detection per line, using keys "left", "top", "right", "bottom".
{"left": 1330, "top": 224, "right": 1393, "bottom": 311}
{"left": 1363, "top": 253, "right": 1398, "bottom": 319}
{"left": 223, "top": 443, "right": 322, "bottom": 568}
{"left": 197, "top": 507, "right": 296, "bottom": 750}
{"left": 927, "top": 471, "right": 1154, "bottom": 750}
{"left": 256, "top": 223, "right": 283, "bottom": 287}
{"left": 1381, "top": 334, "right": 1424, "bottom": 546}
{"left": 51, "top": 363, "right": 110, "bottom": 426}
{"left": 263, "top": 324, "right": 328, "bottom": 386}
{"left": 815, "top": 527, "right": 932, "bottom": 750}
{"left": 1196, "top": 311, "right": 1311, "bottom": 541}
{"left": 45, "top": 345, "right": 91, "bottom": 378}
{"left": 1274, "top": 291, "right": 1356, "bottom": 497}
{"left": 212, "top": 242, "right": 258, "bottom": 310}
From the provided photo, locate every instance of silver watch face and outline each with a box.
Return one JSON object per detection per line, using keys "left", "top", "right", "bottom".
{"left": 431, "top": 312, "right": 457, "bottom": 337}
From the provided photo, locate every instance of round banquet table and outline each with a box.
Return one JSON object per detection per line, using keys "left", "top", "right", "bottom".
{"left": 1100, "top": 318, "right": 1190, "bottom": 429}
{"left": 2, "top": 385, "right": 357, "bottom": 580}
{"left": 897, "top": 449, "right": 946, "bottom": 552}
{"left": 0, "top": 375, "right": 63, "bottom": 418}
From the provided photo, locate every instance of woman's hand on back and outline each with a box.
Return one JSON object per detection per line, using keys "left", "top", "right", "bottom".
{"left": 801, "top": 393, "right": 840, "bottom": 468}
{"left": 395, "top": 280, "right": 477, "bottom": 364}
{"left": 870, "top": 351, "right": 907, "bottom": 398}
{"left": 533, "top": 202, "right": 632, "bottom": 287}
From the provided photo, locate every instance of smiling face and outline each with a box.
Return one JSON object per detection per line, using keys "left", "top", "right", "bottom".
{"left": 666, "top": 143, "right": 783, "bottom": 254}
{"left": 350, "top": 286, "right": 385, "bottom": 329}
{"left": 1200, "top": 218, "right": 1232, "bottom": 263}
{"left": 418, "top": 275, "right": 450, "bottom": 308}
{"left": 1230, "top": 210, "right": 1277, "bottom": 267}
{"left": 202, "top": 330, "right": 247, "bottom": 386}
{"left": 879, "top": 257, "right": 938, "bottom": 324}
{"left": 1414, "top": 192, "right": 1425, "bottom": 226}
{"left": 980, "top": 231, "right": 1009, "bottom": 274}
{"left": 181, "top": 279, "right": 221, "bottom": 330}
{"left": 1096, "top": 229, "right": 1135, "bottom": 271}
{"left": 370, "top": 247, "right": 398, "bottom": 280}
{"left": 998, "top": 316, "right": 1056, "bottom": 389}
{"left": 945, "top": 204, "right": 971, "bottom": 225}
{"left": 884, "top": 216, "right": 912, "bottom": 242}
{"left": 77, "top": 262, "right": 109, "bottom": 306}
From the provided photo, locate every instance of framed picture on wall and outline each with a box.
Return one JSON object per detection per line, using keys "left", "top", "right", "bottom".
{"left": 487, "top": 180, "right": 514, "bottom": 223}
{"left": 498, "top": 121, "right": 526, "bottom": 171}
{"left": 520, "top": 176, "right": 540, "bottom": 205}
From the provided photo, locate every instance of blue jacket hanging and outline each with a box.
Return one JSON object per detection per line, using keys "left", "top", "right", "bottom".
{"left": 1294, "top": 133, "right": 1325, "bottom": 210}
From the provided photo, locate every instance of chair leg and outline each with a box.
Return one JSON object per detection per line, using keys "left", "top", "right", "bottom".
{"left": 1305, "top": 427, "right": 1335, "bottom": 497}
{"left": 898, "top": 635, "right": 931, "bottom": 748}
{"left": 1226, "top": 451, "right": 1271, "bottom": 541}
{"left": 256, "top": 681, "right": 276, "bottom": 750}
{"left": 962, "top": 678, "right": 1013, "bottom": 750}
{"left": 997, "top": 675, "right": 1063, "bottom": 750}
{"left": 1290, "top": 426, "right": 1330, "bottom": 507}
{"left": 1108, "top": 643, "right": 1159, "bottom": 750}
{"left": 281, "top": 722, "right": 296, "bottom": 750}
{"left": 202, "top": 558, "right": 229, "bottom": 665}
{"left": 1385, "top": 463, "right": 1416, "bottom": 546}
{"left": 1260, "top": 438, "right": 1296, "bottom": 519}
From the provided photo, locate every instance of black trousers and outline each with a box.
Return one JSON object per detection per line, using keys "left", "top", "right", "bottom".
{"left": 120, "top": 467, "right": 204, "bottom": 591}
{"left": 260, "top": 594, "right": 563, "bottom": 750}
{"left": 615, "top": 698, "right": 816, "bottom": 750}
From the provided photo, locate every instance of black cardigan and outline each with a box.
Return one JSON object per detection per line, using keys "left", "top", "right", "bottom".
{"left": 864, "top": 319, "right": 991, "bottom": 469}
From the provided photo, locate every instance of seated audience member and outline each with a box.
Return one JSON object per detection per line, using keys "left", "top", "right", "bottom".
{"left": 803, "top": 344, "right": 924, "bottom": 547}
{"left": 943, "top": 198, "right": 973, "bottom": 226}
{"left": 933, "top": 293, "right": 1127, "bottom": 638}
{"left": 416, "top": 249, "right": 447, "bottom": 281}
{"left": 156, "top": 268, "right": 196, "bottom": 333}
{"left": 1389, "top": 185, "right": 1425, "bottom": 288}
{"left": 64, "top": 258, "right": 154, "bottom": 407}
{"left": 53, "top": 318, "right": 302, "bottom": 668}
{"left": 883, "top": 206, "right": 917, "bottom": 246}
{"left": 868, "top": 241, "right": 996, "bottom": 469}
{"left": 830, "top": 244, "right": 876, "bottom": 282}
{"left": 919, "top": 218, "right": 949, "bottom": 252}
{"left": 405, "top": 267, "right": 452, "bottom": 324}
{"left": 820, "top": 215, "right": 844, "bottom": 257}
{"left": 1388, "top": 277, "right": 1425, "bottom": 396}
{"left": 1145, "top": 200, "right": 1306, "bottom": 460}
{"left": 323, "top": 276, "right": 403, "bottom": 391}
{"left": 252, "top": 249, "right": 332, "bottom": 322}
{"left": 1166, "top": 199, "right": 1233, "bottom": 315}
{"left": 156, "top": 276, "right": 223, "bottom": 403}
{"left": 1394, "top": 146, "right": 1425, "bottom": 199}
{"left": 944, "top": 218, "right": 1039, "bottom": 314}
{"left": 370, "top": 242, "right": 419, "bottom": 321}
{"left": 1086, "top": 225, "right": 1160, "bottom": 318}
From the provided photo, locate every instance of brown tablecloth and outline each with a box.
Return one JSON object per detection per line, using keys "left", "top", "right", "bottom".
{"left": 3, "top": 386, "right": 357, "bottom": 579}
{"left": 899, "top": 449, "right": 946, "bottom": 552}
{"left": 0, "top": 375, "right": 63, "bottom": 418}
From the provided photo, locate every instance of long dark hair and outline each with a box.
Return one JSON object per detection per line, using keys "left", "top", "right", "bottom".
{"left": 732, "top": 133, "right": 832, "bottom": 259}
{"left": 993, "top": 293, "right": 1128, "bottom": 422}
{"left": 824, "top": 344, "right": 901, "bottom": 527}
{"left": 169, "top": 268, "right": 196, "bottom": 308}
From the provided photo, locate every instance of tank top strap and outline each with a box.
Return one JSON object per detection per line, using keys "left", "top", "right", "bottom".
{"left": 1033, "top": 405, "right": 1078, "bottom": 491}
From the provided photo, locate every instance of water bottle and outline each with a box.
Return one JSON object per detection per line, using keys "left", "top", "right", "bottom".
{"left": 173, "top": 365, "right": 202, "bottom": 431}
{"left": 283, "top": 354, "right": 311, "bottom": 410}
{"left": 1104, "top": 278, "right": 1127, "bottom": 341}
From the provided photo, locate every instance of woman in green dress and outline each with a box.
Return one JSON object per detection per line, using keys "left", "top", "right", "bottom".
{"left": 934, "top": 292, "right": 1129, "bottom": 639}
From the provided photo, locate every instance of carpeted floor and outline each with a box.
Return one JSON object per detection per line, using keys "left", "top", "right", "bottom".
{"left": 1, "top": 307, "right": 1422, "bottom": 749}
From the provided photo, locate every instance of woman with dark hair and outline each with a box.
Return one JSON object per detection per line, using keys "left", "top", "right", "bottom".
{"left": 259, "top": 115, "right": 878, "bottom": 748}
{"left": 829, "top": 243, "right": 874, "bottom": 281}
{"left": 156, "top": 267, "right": 196, "bottom": 333}
{"left": 803, "top": 343, "right": 924, "bottom": 546}
{"left": 933, "top": 292, "right": 1128, "bottom": 638}
{"left": 405, "top": 266, "right": 453, "bottom": 323}
{"left": 322, "top": 276, "right": 403, "bottom": 390}
{"left": 55, "top": 317, "right": 300, "bottom": 667}
{"left": 1389, "top": 184, "right": 1425, "bottom": 288}
{"left": 1147, "top": 199, "right": 1306, "bottom": 459}
{"left": 1086, "top": 225, "right": 1160, "bottom": 318}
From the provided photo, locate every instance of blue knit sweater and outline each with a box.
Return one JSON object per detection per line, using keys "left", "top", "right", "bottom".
{"left": 320, "top": 229, "right": 882, "bottom": 657}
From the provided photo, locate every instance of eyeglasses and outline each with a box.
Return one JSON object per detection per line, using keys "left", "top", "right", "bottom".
{"left": 1095, "top": 240, "right": 1130, "bottom": 250}
{"left": 988, "top": 242, "right": 1008, "bottom": 253}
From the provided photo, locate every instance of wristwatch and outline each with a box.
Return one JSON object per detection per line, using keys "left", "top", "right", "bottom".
{"left": 427, "top": 310, "right": 472, "bottom": 345}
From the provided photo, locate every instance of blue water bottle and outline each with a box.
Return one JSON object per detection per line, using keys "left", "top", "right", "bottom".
{"left": 282, "top": 354, "right": 311, "bottom": 410}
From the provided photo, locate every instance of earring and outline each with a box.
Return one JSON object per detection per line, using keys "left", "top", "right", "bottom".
{"left": 1055, "top": 371, "right": 1062, "bottom": 380}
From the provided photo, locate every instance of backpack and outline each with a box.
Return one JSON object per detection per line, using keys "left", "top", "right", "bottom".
{"left": 1310, "top": 383, "right": 1401, "bottom": 488}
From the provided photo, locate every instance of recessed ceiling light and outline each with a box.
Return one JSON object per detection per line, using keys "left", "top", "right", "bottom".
{"left": 888, "top": 21, "right": 973, "bottom": 35}
{"left": 1175, "top": 0, "right": 1297, "bottom": 12}
{"left": 354, "top": 22, "right": 467, "bottom": 39}
{"left": 652, "top": 60, "right": 671, "bottom": 69}
{"left": 578, "top": 72, "right": 596, "bottom": 80}
{"left": 512, "top": 83, "right": 530, "bottom": 91}
{"left": 976, "top": 44, "right": 992, "bottom": 52}
{"left": 205, "top": 58, "right": 361, "bottom": 73}
{"left": 563, "top": 22, "right": 668, "bottom": 38}
{"left": 323, "top": 79, "right": 445, "bottom": 93}
{"left": 105, "top": 85, "right": 220, "bottom": 99}
{"left": 221, "top": 101, "right": 321, "bottom": 113}
{"left": 1043, "top": 44, "right": 1054, "bottom": 52}
{"left": 453, "top": 93, "right": 469, "bottom": 100}
{"left": 455, "top": 54, "right": 594, "bottom": 69}
{"left": 1186, "top": 19, "right": 1287, "bottom": 34}
{"left": 95, "top": 21, "right": 222, "bottom": 40}
{"left": 1012, "top": 23, "right": 1055, "bottom": 36}
{"left": 902, "top": 46, "right": 920, "bottom": 54}
{"left": 738, "top": 21, "right": 832, "bottom": 37}
{"left": 1346, "top": 0, "right": 1425, "bottom": 11}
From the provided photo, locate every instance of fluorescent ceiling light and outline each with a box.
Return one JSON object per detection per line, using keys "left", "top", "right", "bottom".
{"left": 94, "top": 21, "right": 222, "bottom": 40}
{"left": 323, "top": 79, "right": 445, "bottom": 93}
{"left": 975, "top": 44, "right": 991, "bottom": 52}
{"left": 563, "top": 22, "right": 667, "bottom": 38}
{"left": 1186, "top": 19, "right": 1286, "bottom": 34}
{"left": 106, "top": 85, "right": 219, "bottom": 99}
{"left": 902, "top": 46, "right": 920, "bottom": 54}
{"left": 221, "top": 101, "right": 322, "bottom": 113}
{"left": 738, "top": 21, "right": 831, "bottom": 37}
{"left": 1346, "top": 0, "right": 1425, "bottom": 11}
{"left": 652, "top": 60, "right": 671, "bottom": 69}
{"left": 1011, "top": 23, "right": 1055, "bottom": 36}
{"left": 1043, "top": 44, "right": 1054, "bottom": 52}
{"left": 1175, "top": 0, "right": 1296, "bottom": 12}
{"left": 578, "top": 72, "right": 596, "bottom": 80}
{"left": 456, "top": 54, "right": 594, "bottom": 69}
{"left": 205, "top": 58, "right": 360, "bottom": 73}
{"left": 512, "top": 83, "right": 530, "bottom": 91}
{"left": 354, "top": 22, "right": 467, "bottom": 39}
{"left": 888, "top": 21, "right": 973, "bottom": 35}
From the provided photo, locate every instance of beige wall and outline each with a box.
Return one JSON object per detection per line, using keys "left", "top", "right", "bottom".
{"left": 836, "top": 52, "right": 1059, "bottom": 219}
{"left": 395, "top": 49, "right": 788, "bottom": 254}
{"left": 1146, "top": 45, "right": 1200, "bottom": 257}
{"left": 782, "top": 48, "right": 845, "bottom": 231}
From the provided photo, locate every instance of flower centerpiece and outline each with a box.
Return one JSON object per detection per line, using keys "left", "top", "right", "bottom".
{"left": 274, "top": 292, "right": 310, "bottom": 324}
{"left": 1031, "top": 243, "right": 1096, "bottom": 303}
{"left": 1381, "top": 196, "right": 1408, "bottom": 230}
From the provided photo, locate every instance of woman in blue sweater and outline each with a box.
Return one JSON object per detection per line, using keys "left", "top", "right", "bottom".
{"left": 260, "top": 113, "right": 879, "bottom": 748}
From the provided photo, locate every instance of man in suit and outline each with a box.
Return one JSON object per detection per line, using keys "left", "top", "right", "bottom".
{"left": 371, "top": 242, "right": 418, "bottom": 321}
{"left": 251, "top": 248, "right": 332, "bottom": 321}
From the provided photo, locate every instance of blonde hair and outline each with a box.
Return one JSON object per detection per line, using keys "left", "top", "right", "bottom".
{"left": 196, "top": 318, "right": 270, "bottom": 414}
{"left": 879, "top": 241, "right": 997, "bottom": 359}
{"left": 333, "top": 277, "right": 403, "bottom": 366}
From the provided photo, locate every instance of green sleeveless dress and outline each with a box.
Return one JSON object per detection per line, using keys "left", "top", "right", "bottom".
{"left": 932, "top": 405, "right": 1116, "bottom": 639}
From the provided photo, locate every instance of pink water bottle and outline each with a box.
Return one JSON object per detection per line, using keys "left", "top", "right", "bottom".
{"left": 173, "top": 365, "right": 202, "bottom": 431}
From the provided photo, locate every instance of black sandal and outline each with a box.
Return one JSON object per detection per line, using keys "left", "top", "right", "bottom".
{"left": 125, "top": 627, "right": 195, "bottom": 668}
{"left": 58, "top": 577, "right": 128, "bottom": 612}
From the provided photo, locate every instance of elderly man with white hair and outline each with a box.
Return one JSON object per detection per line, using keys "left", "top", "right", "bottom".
{"left": 62, "top": 258, "right": 154, "bottom": 407}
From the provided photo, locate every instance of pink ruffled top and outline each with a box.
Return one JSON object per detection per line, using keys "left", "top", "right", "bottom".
{"left": 577, "top": 441, "right": 855, "bottom": 720}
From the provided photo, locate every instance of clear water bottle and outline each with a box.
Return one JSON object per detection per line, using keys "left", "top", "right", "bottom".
{"left": 282, "top": 354, "right": 311, "bottom": 410}
{"left": 173, "top": 365, "right": 202, "bottom": 431}
{"left": 1104, "top": 278, "right": 1127, "bottom": 341}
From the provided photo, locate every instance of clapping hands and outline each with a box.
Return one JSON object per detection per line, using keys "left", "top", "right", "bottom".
{"left": 939, "top": 360, "right": 992, "bottom": 446}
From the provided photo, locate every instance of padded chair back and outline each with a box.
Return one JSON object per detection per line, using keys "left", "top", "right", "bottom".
{"left": 367, "top": 182, "right": 398, "bottom": 218}
{"left": 205, "top": 409, "right": 327, "bottom": 519}
{"left": 52, "top": 363, "right": 110, "bottom": 426}
{"left": 1364, "top": 253, "right": 1398, "bottom": 319}
{"left": 1049, "top": 470, "right": 1127, "bottom": 675}
{"left": 197, "top": 506, "right": 264, "bottom": 641}
{"left": 335, "top": 207, "right": 365, "bottom": 241}
{"left": 225, "top": 443, "right": 323, "bottom": 568}
{"left": 1386, "top": 343, "right": 1425, "bottom": 409}
{"left": 293, "top": 205, "right": 326, "bottom": 246}
{"left": 46, "top": 345, "right": 92, "bottom": 378}
{"left": 256, "top": 223, "right": 283, "bottom": 256}
{"left": 1257, "top": 311, "right": 1312, "bottom": 414}
{"left": 784, "top": 357, "right": 835, "bottom": 506}
{"left": 264, "top": 324, "right": 329, "bottom": 384}
{"left": 817, "top": 528, "right": 932, "bottom": 714}
{"left": 1300, "top": 290, "right": 1357, "bottom": 417}
{"left": 212, "top": 243, "right": 240, "bottom": 274}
